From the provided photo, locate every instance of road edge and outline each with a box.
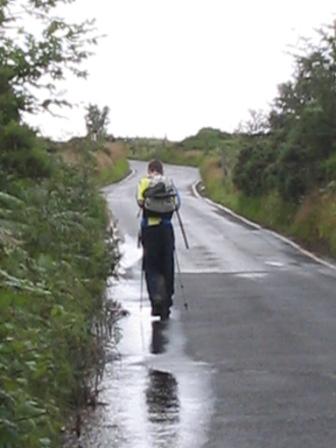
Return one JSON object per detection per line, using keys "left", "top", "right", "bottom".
{"left": 192, "top": 181, "right": 336, "bottom": 272}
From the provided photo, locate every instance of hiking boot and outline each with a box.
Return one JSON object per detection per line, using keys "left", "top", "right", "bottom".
{"left": 151, "top": 303, "right": 161, "bottom": 316}
{"left": 151, "top": 294, "right": 162, "bottom": 317}
{"left": 160, "top": 305, "right": 171, "bottom": 321}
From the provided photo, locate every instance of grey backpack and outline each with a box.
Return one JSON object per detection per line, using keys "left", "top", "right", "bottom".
{"left": 143, "top": 175, "right": 177, "bottom": 215}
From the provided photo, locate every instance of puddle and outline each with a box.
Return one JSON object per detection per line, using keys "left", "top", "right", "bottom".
{"left": 66, "top": 236, "right": 214, "bottom": 448}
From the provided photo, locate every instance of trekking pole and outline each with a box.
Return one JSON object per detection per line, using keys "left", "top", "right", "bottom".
{"left": 138, "top": 228, "right": 144, "bottom": 311}
{"left": 176, "top": 209, "right": 189, "bottom": 250}
{"left": 175, "top": 250, "right": 189, "bottom": 310}
{"left": 140, "top": 259, "right": 144, "bottom": 311}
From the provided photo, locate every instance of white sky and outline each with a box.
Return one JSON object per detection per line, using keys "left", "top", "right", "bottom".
{"left": 26, "top": 0, "right": 336, "bottom": 142}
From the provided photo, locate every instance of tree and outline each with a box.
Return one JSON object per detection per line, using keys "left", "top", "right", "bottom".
{"left": 268, "top": 25, "right": 336, "bottom": 199}
{"left": 236, "top": 109, "right": 269, "bottom": 135}
{"left": 234, "top": 23, "right": 336, "bottom": 201}
{"left": 0, "top": 0, "right": 97, "bottom": 116}
{"left": 0, "top": 0, "right": 97, "bottom": 178}
{"left": 85, "top": 104, "right": 110, "bottom": 141}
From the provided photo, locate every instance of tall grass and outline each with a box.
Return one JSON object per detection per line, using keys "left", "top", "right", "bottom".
{"left": 159, "top": 148, "right": 204, "bottom": 166}
{"left": 201, "top": 156, "right": 298, "bottom": 231}
{"left": 97, "top": 157, "right": 129, "bottom": 186}
{"left": 128, "top": 144, "right": 204, "bottom": 167}
{"left": 200, "top": 156, "right": 336, "bottom": 257}
{"left": 291, "top": 191, "right": 336, "bottom": 256}
{"left": 200, "top": 157, "right": 238, "bottom": 209}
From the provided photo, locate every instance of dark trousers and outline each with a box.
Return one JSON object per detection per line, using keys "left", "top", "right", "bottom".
{"left": 142, "top": 224, "right": 175, "bottom": 307}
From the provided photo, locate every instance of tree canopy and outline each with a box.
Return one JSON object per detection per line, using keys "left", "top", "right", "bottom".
{"left": 233, "top": 24, "right": 336, "bottom": 201}
{"left": 0, "top": 0, "right": 97, "bottom": 178}
{"left": 0, "top": 0, "right": 97, "bottom": 116}
{"left": 85, "top": 104, "right": 110, "bottom": 141}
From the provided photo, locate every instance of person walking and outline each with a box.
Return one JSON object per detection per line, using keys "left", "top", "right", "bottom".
{"left": 137, "top": 159, "right": 180, "bottom": 320}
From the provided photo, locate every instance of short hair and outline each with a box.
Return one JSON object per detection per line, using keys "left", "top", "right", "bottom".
{"left": 148, "top": 159, "right": 163, "bottom": 174}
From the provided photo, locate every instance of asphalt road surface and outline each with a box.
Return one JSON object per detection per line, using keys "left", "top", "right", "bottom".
{"left": 100, "top": 160, "right": 336, "bottom": 448}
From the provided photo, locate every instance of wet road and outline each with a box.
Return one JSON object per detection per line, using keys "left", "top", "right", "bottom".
{"left": 83, "top": 160, "right": 336, "bottom": 447}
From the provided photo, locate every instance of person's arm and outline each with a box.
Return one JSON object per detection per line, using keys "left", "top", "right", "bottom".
{"left": 136, "top": 177, "right": 150, "bottom": 208}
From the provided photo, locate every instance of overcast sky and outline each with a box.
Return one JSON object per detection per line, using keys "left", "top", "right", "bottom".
{"left": 27, "top": 0, "right": 336, "bottom": 142}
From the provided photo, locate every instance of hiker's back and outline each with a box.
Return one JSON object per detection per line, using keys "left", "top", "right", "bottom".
{"left": 143, "top": 174, "right": 178, "bottom": 216}
{"left": 136, "top": 159, "right": 181, "bottom": 321}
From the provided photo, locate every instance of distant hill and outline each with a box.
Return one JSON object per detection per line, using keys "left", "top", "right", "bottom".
{"left": 179, "top": 127, "right": 233, "bottom": 151}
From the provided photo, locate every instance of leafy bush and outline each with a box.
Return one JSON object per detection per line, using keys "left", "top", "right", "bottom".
{"left": 0, "top": 1, "right": 119, "bottom": 444}
{"left": 0, "top": 161, "right": 120, "bottom": 447}
{"left": 322, "top": 151, "right": 336, "bottom": 183}
{"left": 233, "top": 140, "right": 277, "bottom": 196}
{"left": 180, "top": 127, "right": 232, "bottom": 152}
{"left": 0, "top": 121, "right": 52, "bottom": 178}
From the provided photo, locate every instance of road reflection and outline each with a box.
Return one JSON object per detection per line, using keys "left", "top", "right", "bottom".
{"left": 62, "top": 275, "right": 212, "bottom": 448}
{"left": 146, "top": 370, "right": 180, "bottom": 424}
{"left": 146, "top": 320, "right": 180, "bottom": 446}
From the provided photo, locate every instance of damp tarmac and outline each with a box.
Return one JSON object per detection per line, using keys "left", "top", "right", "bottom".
{"left": 71, "top": 239, "right": 214, "bottom": 448}
{"left": 68, "top": 161, "right": 336, "bottom": 448}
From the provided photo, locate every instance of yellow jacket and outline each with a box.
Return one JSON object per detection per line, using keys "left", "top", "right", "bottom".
{"left": 137, "top": 176, "right": 161, "bottom": 226}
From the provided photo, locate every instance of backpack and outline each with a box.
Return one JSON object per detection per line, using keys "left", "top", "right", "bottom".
{"left": 143, "top": 175, "right": 178, "bottom": 215}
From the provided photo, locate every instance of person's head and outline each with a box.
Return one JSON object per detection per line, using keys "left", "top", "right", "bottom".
{"left": 147, "top": 159, "right": 163, "bottom": 175}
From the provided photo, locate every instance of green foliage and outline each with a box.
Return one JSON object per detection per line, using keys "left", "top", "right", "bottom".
{"left": 0, "top": 0, "right": 97, "bottom": 114}
{"left": 85, "top": 104, "right": 110, "bottom": 142}
{"left": 233, "top": 139, "right": 277, "bottom": 196}
{"left": 154, "top": 147, "right": 204, "bottom": 166}
{"left": 127, "top": 137, "right": 172, "bottom": 159}
{"left": 127, "top": 137, "right": 204, "bottom": 166}
{"left": 197, "top": 23, "right": 336, "bottom": 257}
{"left": 233, "top": 23, "right": 336, "bottom": 202}
{"left": 200, "top": 157, "right": 298, "bottom": 237}
{"left": 290, "top": 192, "right": 336, "bottom": 256}
{"left": 0, "top": 1, "right": 119, "bottom": 446}
{"left": 97, "top": 157, "right": 129, "bottom": 186}
{"left": 271, "top": 26, "right": 336, "bottom": 197}
{"left": 236, "top": 109, "right": 269, "bottom": 135}
{"left": 236, "top": 192, "right": 296, "bottom": 230}
{"left": 0, "top": 68, "right": 22, "bottom": 124}
{"left": 200, "top": 157, "right": 238, "bottom": 210}
{"left": 0, "top": 121, "right": 52, "bottom": 178}
{"left": 322, "top": 152, "right": 336, "bottom": 183}
{"left": 0, "top": 0, "right": 97, "bottom": 181}
{"left": 127, "top": 127, "right": 243, "bottom": 168}
{"left": 0, "top": 161, "right": 120, "bottom": 447}
{"left": 180, "top": 127, "right": 232, "bottom": 152}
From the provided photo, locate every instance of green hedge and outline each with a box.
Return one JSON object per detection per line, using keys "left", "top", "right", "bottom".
{"left": 0, "top": 161, "right": 119, "bottom": 447}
